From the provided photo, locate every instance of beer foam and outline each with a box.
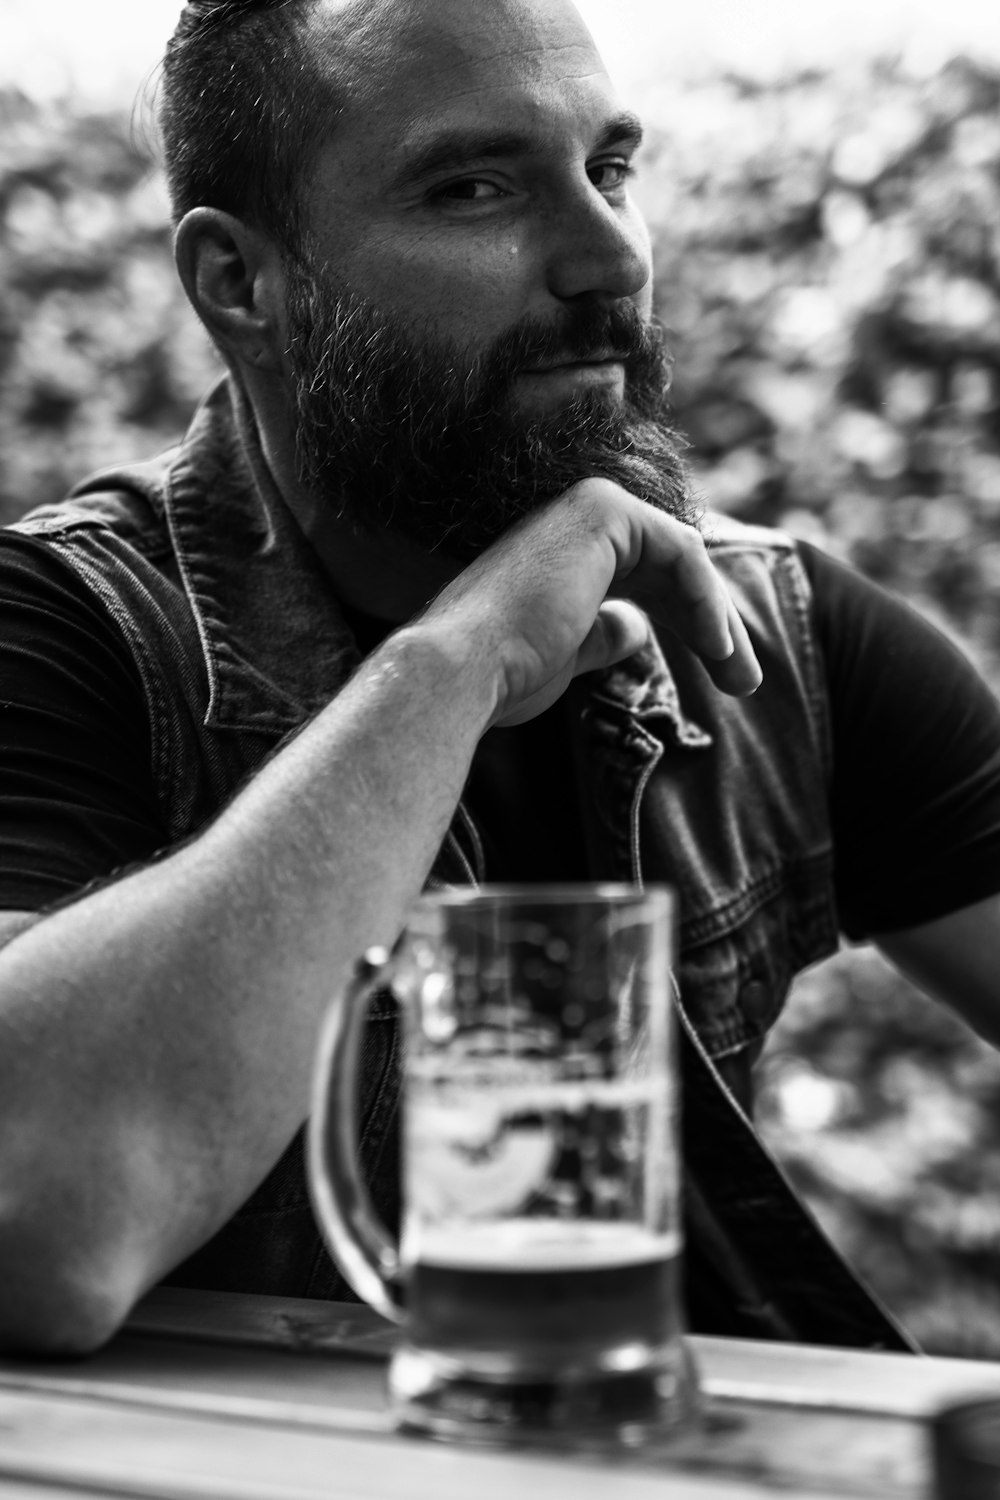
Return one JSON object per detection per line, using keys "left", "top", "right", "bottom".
{"left": 409, "top": 1218, "right": 680, "bottom": 1272}
{"left": 408, "top": 1074, "right": 671, "bottom": 1115}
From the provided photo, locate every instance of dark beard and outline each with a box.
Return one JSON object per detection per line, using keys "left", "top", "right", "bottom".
{"left": 283, "top": 260, "right": 698, "bottom": 563}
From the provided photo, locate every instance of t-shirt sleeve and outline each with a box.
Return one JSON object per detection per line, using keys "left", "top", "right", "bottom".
{"left": 0, "top": 530, "right": 167, "bottom": 910}
{"left": 799, "top": 539, "right": 1000, "bottom": 939}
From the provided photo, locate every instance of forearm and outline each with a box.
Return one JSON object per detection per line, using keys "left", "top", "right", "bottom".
{"left": 0, "top": 622, "right": 497, "bottom": 1350}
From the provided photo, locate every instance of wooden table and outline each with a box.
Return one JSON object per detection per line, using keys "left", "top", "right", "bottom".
{"left": 0, "top": 1290, "right": 998, "bottom": 1499}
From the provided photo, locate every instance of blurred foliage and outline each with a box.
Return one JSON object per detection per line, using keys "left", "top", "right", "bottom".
{"left": 756, "top": 946, "right": 1000, "bottom": 1357}
{"left": 638, "top": 54, "right": 1000, "bottom": 683}
{"left": 0, "top": 89, "right": 219, "bottom": 525}
{"left": 4, "top": 55, "right": 1000, "bottom": 1354}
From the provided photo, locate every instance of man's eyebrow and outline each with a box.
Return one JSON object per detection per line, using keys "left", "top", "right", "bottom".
{"left": 597, "top": 111, "right": 645, "bottom": 153}
{"left": 393, "top": 110, "right": 645, "bottom": 187}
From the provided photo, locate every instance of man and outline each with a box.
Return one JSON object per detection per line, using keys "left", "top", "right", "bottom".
{"left": 1, "top": 0, "right": 1000, "bottom": 1355}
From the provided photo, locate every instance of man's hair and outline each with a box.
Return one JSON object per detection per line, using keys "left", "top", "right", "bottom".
{"left": 159, "top": 0, "right": 332, "bottom": 254}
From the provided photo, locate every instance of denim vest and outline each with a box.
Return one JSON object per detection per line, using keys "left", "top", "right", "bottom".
{"left": 13, "top": 378, "right": 914, "bottom": 1351}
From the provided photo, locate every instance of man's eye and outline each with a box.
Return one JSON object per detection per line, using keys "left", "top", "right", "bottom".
{"left": 587, "top": 161, "right": 634, "bottom": 196}
{"left": 434, "top": 178, "right": 505, "bottom": 202}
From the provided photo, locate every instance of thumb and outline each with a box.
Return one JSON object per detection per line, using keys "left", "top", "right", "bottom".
{"left": 574, "top": 600, "right": 651, "bottom": 677}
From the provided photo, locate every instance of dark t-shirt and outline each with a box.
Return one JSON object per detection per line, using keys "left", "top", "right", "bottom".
{"left": 0, "top": 533, "right": 164, "bottom": 906}
{"left": 2, "top": 529, "right": 1000, "bottom": 939}
{"left": 799, "top": 543, "right": 1000, "bottom": 936}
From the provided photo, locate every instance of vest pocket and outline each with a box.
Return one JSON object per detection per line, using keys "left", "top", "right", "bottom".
{"left": 678, "top": 868, "right": 836, "bottom": 1066}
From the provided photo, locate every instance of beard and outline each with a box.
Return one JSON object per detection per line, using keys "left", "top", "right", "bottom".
{"left": 282, "top": 256, "right": 698, "bottom": 563}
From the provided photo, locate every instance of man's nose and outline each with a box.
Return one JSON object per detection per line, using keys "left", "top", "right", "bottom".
{"left": 544, "top": 183, "right": 652, "bottom": 304}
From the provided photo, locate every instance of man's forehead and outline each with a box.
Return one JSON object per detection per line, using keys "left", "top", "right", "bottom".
{"left": 311, "top": 0, "right": 598, "bottom": 50}
{"left": 307, "top": 0, "right": 610, "bottom": 117}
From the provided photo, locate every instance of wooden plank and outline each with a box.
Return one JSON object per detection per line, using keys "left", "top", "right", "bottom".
{"left": 0, "top": 1481, "right": 131, "bottom": 1500}
{"left": 0, "top": 1333, "right": 390, "bottom": 1429}
{"left": 694, "top": 1334, "right": 1000, "bottom": 1417}
{"left": 7, "top": 1290, "right": 995, "bottom": 1497}
{"left": 127, "top": 1289, "right": 397, "bottom": 1361}
{"left": 126, "top": 1288, "right": 1000, "bottom": 1419}
{"left": 0, "top": 1384, "right": 858, "bottom": 1500}
{"left": 0, "top": 1337, "right": 930, "bottom": 1496}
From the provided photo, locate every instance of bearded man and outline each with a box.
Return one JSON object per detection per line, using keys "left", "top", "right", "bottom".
{"left": 1, "top": 0, "right": 1000, "bottom": 1355}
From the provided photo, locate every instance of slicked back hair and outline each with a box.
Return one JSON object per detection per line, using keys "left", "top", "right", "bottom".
{"left": 160, "top": 0, "right": 334, "bottom": 255}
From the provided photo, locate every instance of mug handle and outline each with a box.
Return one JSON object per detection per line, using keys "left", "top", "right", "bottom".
{"left": 306, "top": 947, "right": 405, "bottom": 1324}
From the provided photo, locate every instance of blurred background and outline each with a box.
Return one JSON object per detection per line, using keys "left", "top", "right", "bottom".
{"left": 4, "top": 0, "right": 1000, "bottom": 1354}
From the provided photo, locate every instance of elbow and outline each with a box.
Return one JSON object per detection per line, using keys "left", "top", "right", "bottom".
{"left": 0, "top": 1222, "right": 136, "bottom": 1357}
{"left": 0, "top": 1118, "right": 162, "bottom": 1356}
{"left": 0, "top": 1292, "right": 126, "bottom": 1359}
{"left": 0, "top": 1275, "right": 131, "bottom": 1359}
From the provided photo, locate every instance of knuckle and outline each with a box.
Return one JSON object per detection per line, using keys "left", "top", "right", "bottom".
{"left": 566, "top": 476, "right": 619, "bottom": 503}
{"left": 565, "top": 476, "right": 626, "bottom": 521}
{"left": 671, "top": 515, "right": 707, "bottom": 554}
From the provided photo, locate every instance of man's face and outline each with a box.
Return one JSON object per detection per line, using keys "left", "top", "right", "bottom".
{"left": 277, "top": 0, "right": 693, "bottom": 558}
{"left": 291, "top": 0, "right": 654, "bottom": 411}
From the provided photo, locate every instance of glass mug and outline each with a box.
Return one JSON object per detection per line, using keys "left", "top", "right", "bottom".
{"left": 307, "top": 883, "right": 699, "bottom": 1445}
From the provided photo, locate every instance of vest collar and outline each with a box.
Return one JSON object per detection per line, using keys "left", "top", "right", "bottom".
{"left": 163, "top": 377, "right": 360, "bottom": 735}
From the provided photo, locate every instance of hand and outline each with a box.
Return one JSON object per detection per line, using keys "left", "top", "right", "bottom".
{"left": 422, "top": 478, "right": 762, "bottom": 727}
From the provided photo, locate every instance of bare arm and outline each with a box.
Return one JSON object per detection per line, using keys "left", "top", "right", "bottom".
{"left": 0, "top": 480, "right": 759, "bottom": 1353}
{"left": 0, "top": 627, "right": 493, "bottom": 1353}
{"left": 875, "top": 891, "right": 1000, "bottom": 1050}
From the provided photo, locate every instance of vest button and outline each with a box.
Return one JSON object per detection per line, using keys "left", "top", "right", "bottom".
{"left": 741, "top": 980, "right": 771, "bottom": 1025}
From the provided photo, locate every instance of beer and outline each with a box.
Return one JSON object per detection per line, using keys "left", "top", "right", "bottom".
{"left": 402, "top": 1075, "right": 680, "bottom": 1370}
{"left": 408, "top": 1220, "right": 682, "bottom": 1365}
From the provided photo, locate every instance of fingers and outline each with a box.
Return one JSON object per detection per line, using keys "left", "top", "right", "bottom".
{"left": 574, "top": 601, "right": 651, "bottom": 677}
{"left": 697, "top": 595, "right": 761, "bottom": 698}
{"left": 493, "top": 604, "right": 652, "bottom": 727}
{"left": 436, "top": 479, "right": 762, "bottom": 722}
{"left": 605, "top": 498, "right": 762, "bottom": 698}
{"left": 576, "top": 594, "right": 759, "bottom": 697}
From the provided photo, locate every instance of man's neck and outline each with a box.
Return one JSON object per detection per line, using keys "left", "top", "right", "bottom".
{"left": 245, "top": 368, "right": 460, "bottom": 624}
{"left": 283, "top": 484, "right": 459, "bottom": 623}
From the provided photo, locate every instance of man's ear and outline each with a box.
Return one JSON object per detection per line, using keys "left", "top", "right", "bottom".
{"left": 174, "top": 208, "right": 286, "bottom": 373}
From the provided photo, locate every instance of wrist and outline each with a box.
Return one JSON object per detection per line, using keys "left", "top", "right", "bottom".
{"left": 380, "top": 616, "right": 504, "bottom": 733}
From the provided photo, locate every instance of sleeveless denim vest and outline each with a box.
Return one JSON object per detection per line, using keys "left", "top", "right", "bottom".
{"left": 12, "top": 378, "right": 914, "bottom": 1351}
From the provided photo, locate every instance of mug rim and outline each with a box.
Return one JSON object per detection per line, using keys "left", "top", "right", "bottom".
{"left": 414, "top": 882, "right": 673, "bottom": 909}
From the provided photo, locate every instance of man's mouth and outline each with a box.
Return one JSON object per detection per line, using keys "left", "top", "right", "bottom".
{"left": 521, "top": 352, "right": 624, "bottom": 374}
{"left": 514, "top": 357, "right": 627, "bottom": 411}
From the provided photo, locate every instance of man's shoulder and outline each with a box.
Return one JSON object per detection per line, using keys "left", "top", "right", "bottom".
{"left": 9, "top": 376, "right": 237, "bottom": 556}
{"left": 11, "top": 449, "right": 179, "bottom": 558}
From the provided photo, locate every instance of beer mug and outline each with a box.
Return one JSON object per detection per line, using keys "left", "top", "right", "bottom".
{"left": 307, "top": 884, "right": 699, "bottom": 1444}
